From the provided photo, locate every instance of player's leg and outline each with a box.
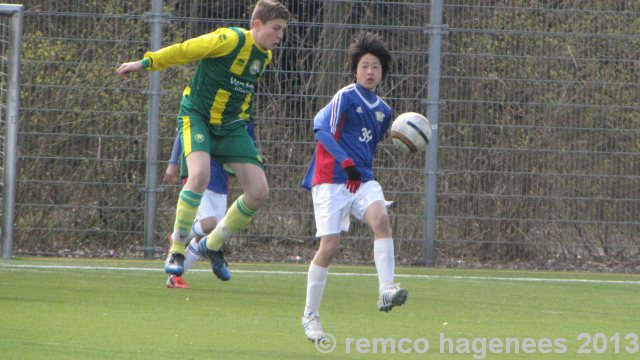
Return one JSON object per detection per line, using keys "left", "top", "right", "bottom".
{"left": 183, "top": 190, "right": 227, "bottom": 274}
{"left": 182, "top": 217, "right": 215, "bottom": 272}
{"left": 305, "top": 234, "right": 341, "bottom": 314}
{"left": 191, "top": 215, "right": 218, "bottom": 240}
{"left": 167, "top": 188, "right": 225, "bottom": 289}
{"left": 173, "top": 151, "right": 210, "bottom": 244}
{"left": 302, "top": 234, "right": 340, "bottom": 341}
{"left": 364, "top": 200, "right": 394, "bottom": 291}
{"left": 165, "top": 151, "right": 209, "bottom": 275}
{"left": 199, "top": 163, "right": 266, "bottom": 281}
{"left": 302, "top": 184, "right": 351, "bottom": 341}
{"left": 204, "top": 162, "right": 268, "bottom": 251}
{"left": 358, "top": 182, "right": 408, "bottom": 312}
{"left": 165, "top": 115, "right": 211, "bottom": 275}
{"left": 200, "top": 128, "right": 267, "bottom": 280}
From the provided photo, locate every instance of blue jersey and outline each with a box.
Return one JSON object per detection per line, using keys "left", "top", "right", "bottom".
{"left": 302, "top": 83, "right": 393, "bottom": 190}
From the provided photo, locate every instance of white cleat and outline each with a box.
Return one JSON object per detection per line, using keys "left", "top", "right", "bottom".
{"left": 378, "top": 283, "right": 408, "bottom": 312}
{"left": 301, "top": 315, "right": 326, "bottom": 342}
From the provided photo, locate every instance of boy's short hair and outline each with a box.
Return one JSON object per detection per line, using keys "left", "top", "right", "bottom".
{"left": 348, "top": 32, "right": 392, "bottom": 79}
{"left": 251, "top": 0, "right": 291, "bottom": 24}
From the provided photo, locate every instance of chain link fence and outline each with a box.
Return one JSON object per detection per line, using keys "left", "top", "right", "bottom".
{"left": 2, "top": 0, "right": 639, "bottom": 269}
{"left": 440, "top": 1, "right": 640, "bottom": 268}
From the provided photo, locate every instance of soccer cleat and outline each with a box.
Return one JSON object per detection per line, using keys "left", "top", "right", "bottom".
{"left": 301, "top": 315, "right": 325, "bottom": 342}
{"left": 166, "top": 274, "right": 189, "bottom": 289}
{"left": 377, "top": 283, "right": 408, "bottom": 312}
{"left": 198, "top": 239, "right": 231, "bottom": 281}
{"left": 164, "top": 252, "right": 185, "bottom": 276}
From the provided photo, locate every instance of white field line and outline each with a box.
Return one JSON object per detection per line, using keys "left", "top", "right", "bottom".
{"left": 1, "top": 263, "right": 640, "bottom": 285}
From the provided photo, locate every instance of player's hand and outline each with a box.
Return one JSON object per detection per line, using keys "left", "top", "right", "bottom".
{"left": 163, "top": 164, "right": 179, "bottom": 184}
{"left": 117, "top": 61, "right": 143, "bottom": 79}
{"left": 341, "top": 158, "right": 361, "bottom": 193}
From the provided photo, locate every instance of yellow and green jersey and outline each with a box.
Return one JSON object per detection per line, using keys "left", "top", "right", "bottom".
{"left": 142, "top": 27, "right": 272, "bottom": 133}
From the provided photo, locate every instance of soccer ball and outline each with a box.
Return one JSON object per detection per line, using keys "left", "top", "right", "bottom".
{"left": 390, "top": 112, "right": 432, "bottom": 153}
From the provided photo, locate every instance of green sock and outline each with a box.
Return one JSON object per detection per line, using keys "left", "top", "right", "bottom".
{"left": 206, "top": 195, "right": 255, "bottom": 251}
{"left": 171, "top": 189, "right": 202, "bottom": 254}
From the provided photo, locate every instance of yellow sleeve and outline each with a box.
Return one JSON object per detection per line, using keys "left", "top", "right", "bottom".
{"left": 143, "top": 28, "right": 239, "bottom": 71}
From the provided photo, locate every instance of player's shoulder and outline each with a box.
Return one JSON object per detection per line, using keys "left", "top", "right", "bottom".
{"left": 228, "top": 26, "right": 251, "bottom": 38}
{"left": 197, "top": 27, "right": 243, "bottom": 57}
{"left": 338, "top": 83, "right": 357, "bottom": 95}
{"left": 208, "top": 27, "right": 242, "bottom": 45}
{"left": 332, "top": 84, "right": 358, "bottom": 103}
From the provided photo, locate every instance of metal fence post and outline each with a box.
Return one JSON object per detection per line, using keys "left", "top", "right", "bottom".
{"left": 423, "top": 0, "right": 445, "bottom": 266}
{"left": 1, "top": 4, "right": 24, "bottom": 260}
{"left": 142, "top": 0, "right": 165, "bottom": 259}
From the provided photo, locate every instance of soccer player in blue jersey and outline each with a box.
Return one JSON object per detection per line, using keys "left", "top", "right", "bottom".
{"left": 118, "top": 0, "right": 290, "bottom": 282}
{"left": 300, "top": 32, "right": 407, "bottom": 341}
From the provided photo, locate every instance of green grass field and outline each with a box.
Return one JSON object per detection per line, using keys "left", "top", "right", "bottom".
{"left": 1, "top": 257, "right": 638, "bottom": 359}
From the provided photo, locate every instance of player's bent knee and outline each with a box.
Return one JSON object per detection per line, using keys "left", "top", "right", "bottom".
{"left": 200, "top": 217, "right": 218, "bottom": 234}
{"left": 185, "top": 173, "right": 209, "bottom": 193}
{"left": 319, "top": 238, "right": 340, "bottom": 258}
{"left": 325, "top": 243, "right": 339, "bottom": 258}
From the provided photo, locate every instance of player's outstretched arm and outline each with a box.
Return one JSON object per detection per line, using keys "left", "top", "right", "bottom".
{"left": 117, "top": 60, "right": 144, "bottom": 79}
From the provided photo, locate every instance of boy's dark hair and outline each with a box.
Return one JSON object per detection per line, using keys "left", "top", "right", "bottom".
{"left": 348, "top": 32, "right": 392, "bottom": 79}
{"left": 251, "top": 0, "right": 291, "bottom": 24}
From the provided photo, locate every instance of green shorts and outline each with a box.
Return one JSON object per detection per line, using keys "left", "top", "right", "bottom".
{"left": 177, "top": 114, "right": 264, "bottom": 171}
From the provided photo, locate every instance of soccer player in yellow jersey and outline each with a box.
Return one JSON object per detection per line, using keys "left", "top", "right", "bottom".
{"left": 117, "top": 0, "right": 290, "bottom": 281}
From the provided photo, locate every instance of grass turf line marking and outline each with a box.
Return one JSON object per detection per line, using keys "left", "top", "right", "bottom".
{"left": 2, "top": 263, "right": 640, "bottom": 285}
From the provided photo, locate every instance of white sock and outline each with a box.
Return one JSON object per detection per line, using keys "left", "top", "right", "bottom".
{"left": 183, "top": 238, "right": 200, "bottom": 274}
{"left": 374, "top": 238, "right": 395, "bottom": 292}
{"left": 303, "top": 262, "right": 328, "bottom": 317}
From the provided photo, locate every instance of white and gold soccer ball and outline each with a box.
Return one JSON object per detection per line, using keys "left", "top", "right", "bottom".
{"left": 390, "top": 112, "right": 432, "bottom": 153}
